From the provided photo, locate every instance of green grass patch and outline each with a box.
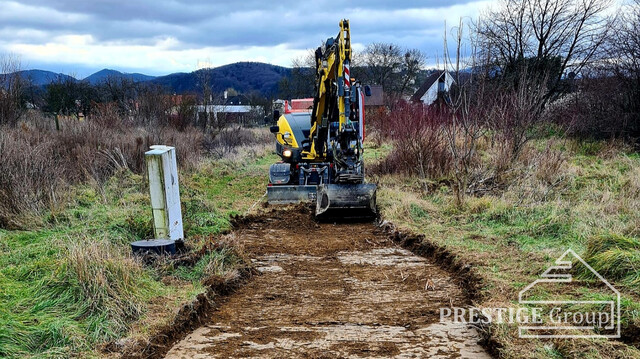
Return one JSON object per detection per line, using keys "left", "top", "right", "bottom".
{"left": 376, "top": 136, "right": 640, "bottom": 358}
{"left": 0, "top": 149, "right": 277, "bottom": 358}
{"left": 173, "top": 248, "right": 240, "bottom": 282}
{"left": 579, "top": 234, "right": 640, "bottom": 287}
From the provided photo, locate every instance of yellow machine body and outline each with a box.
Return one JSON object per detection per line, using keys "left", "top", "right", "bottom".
{"left": 268, "top": 19, "right": 376, "bottom": 219}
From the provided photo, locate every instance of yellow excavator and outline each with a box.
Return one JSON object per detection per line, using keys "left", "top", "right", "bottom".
{"left": 267, "top": 19, "right": 376, "bottom": 218}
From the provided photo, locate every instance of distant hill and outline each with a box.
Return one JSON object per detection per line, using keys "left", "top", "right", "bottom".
{"left": 84, "top": 69, "right": 156, "bottom": 85}
{"left": 10, "top": 62, "right": 292, "bottom": 97}
{"left": 16, "top": 70, "right": 76, "bottom": 86}
{"left": 152, "top": 62, "right": 291, "bottom": 96}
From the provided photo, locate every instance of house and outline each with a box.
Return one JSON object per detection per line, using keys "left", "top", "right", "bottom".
{"left": 225, "top": 94, "right": 251, "bottom": 106}
{"left": 410, "top": 71, "right": 455, "bottom": 105}
{"left": 194, "top": 91, "right": 267, "bottom": 125}
{"left": 196, "top": 104, "right": 263, "bottom": 125}
{"left": 365, "top": 85, "right": 384, "bottom": 107}
{"left": 166, "top": 94, "right": 196, "bottom": 107}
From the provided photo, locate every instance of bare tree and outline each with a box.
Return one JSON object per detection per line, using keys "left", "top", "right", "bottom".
{"left": 279, "top": 44, "right": 424, "bottom": 100}
{"left": 477, "top": 0, "right": 614, "bottom": 101}
{"left": 0, "top": 54, "right": 27, "bottom": 126}
{"left": 610, "top": 0, "right": 640, "bottom": 76}
{"left": 278, "top": 51, "right": 315, "bottom": 99}
{"left": 98, "top": 75, "right": 136, "bottom": 115}
{"left": 196, "top": 67, "right": 213, "bottom": 131}
{"left": 488, "top": 68, "right": 549, "bottom": 164}
{"left": 358, "top": 43, "right": 424, "bottom": 97}
{"left": 361, "top": 43, "right": 404, "bottom": 92}
{"left": 442, "top": 21, "right": 488, "bottom": 206}
{"left": 136, "top": 83, "right": 171, "bottom": 125}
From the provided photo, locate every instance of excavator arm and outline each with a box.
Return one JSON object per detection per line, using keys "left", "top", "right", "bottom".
{"left": 306, "top": 20, "right": 352, "bottom": 159}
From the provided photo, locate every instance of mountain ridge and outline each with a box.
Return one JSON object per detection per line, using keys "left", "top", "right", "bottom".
{"left": 84, "top": 69, "right": 156, "bottom": 85}
{"left": 11, "top": 62, "right": 291, "bottom": 97}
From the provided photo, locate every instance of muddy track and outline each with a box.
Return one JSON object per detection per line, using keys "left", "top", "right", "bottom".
{"left": 165, "top": 208, "right": 491, "bottom": 358}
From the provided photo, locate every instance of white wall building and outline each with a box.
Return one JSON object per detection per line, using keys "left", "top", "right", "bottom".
{"left": 410, "top": 71, "right": 456, "bottom": 105}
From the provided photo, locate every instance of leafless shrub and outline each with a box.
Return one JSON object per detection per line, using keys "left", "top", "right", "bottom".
{"left": 0, "top": 54, "right": 27, "bottom": 126}
{"left": 444, "top": 17, "right": 555, "bottom": 204}
{"left": 369, "top": 101, "right": 452, "bottom": 182}
{"left": 547, "top": 72, "right": 633, "bottom": 139}
{"left": 169, "top": 95, "right": 197, "bottom": 131}
{"left": 447, "top": 78, "right": 555, "bottom": 200}
{"left": 91, "top": 102, "right": 122, "bottom": 129}
{"left": 488, "top": 69, "right": 550, "bottom": 162}
{"left": 204, "top": 126, "right": 271, "bottom": 159}
{"left": 535, "top": 147, "right": 566, "bottom": 185}
{"left": 442, "top": 20, "right": 490, "bottom": 206}
{"left": 365, "top": 107, "right": 390, "bottom": 147}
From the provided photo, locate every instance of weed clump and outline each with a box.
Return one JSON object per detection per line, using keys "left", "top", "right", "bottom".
{"left": 579, "top": 234, "right": 640, "bottom": 287}
{"left": 38, "top": 240, "right": 156, "bottom": 344}
{"left": 0, "top": 119, "right": 204, "bottom": 229}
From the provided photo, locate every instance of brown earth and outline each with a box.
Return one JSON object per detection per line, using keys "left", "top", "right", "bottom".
{"left": 164, "top": 208, "right": 492, "bottom": 358}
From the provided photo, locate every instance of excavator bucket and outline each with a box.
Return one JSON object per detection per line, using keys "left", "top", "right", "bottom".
{"left": 315, "top": 183, "right": 377, "bottom": 219}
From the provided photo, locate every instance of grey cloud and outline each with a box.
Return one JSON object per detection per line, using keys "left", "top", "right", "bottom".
{"left": 1, "top": 0, "right": 483, "bottom": 71}
{"left": 19, "top": 0, "right": 474, "bottom": 23}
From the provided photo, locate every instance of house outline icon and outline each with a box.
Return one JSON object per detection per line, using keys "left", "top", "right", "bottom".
{"left": 518, "top": 249, "right": 621, "bottom": 339}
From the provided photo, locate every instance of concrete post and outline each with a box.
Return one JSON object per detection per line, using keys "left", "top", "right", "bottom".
{"left": 145, "top": 145, "right": 184, "bottom": 242}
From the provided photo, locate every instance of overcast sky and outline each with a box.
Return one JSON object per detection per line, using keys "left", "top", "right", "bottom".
{"left": 0, "top": 0, "right": 493, "bottom": 77}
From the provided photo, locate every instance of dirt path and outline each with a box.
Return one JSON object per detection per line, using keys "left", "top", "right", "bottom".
{"left": 165, "top": 209, "right": 491, "bottom": 358}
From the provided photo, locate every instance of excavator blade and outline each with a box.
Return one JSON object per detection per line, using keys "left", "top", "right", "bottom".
{"left": 267, "top": 185, "right": 317, "bottom": 204}
{"left": 315, "top": 183, "right": 377, "bottom": 219}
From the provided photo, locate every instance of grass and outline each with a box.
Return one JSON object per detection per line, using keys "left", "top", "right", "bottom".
{"left": 373, "top": 137, "right": 640, "bottom": 358}
{"left": 6, "top": 124, "right": 639, "bottom": 358}
{"left": 0, "top": 139, "right": 277, "bottom": 358}
{"left": 173, "top": 248, "right": 241, "bottom": 282}
{"left": 579, "top": 234, "right": 640, "bottom": 286}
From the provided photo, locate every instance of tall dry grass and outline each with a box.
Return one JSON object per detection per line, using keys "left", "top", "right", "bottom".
{"left": 366, "top": 94, "right": 570, "bottom": 203}
{"left": 0, "top": 112, "right": 274, "bottom": 229}
{"left": 204, "top": 126, "right": 273, "bottom": 159}
{"left": 0, "top": 114, "right": 204, "bottom": 228}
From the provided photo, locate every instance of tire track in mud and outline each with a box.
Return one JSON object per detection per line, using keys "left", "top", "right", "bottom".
{"left": 165, "top": 208, "right": 491, "bottom": 358}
